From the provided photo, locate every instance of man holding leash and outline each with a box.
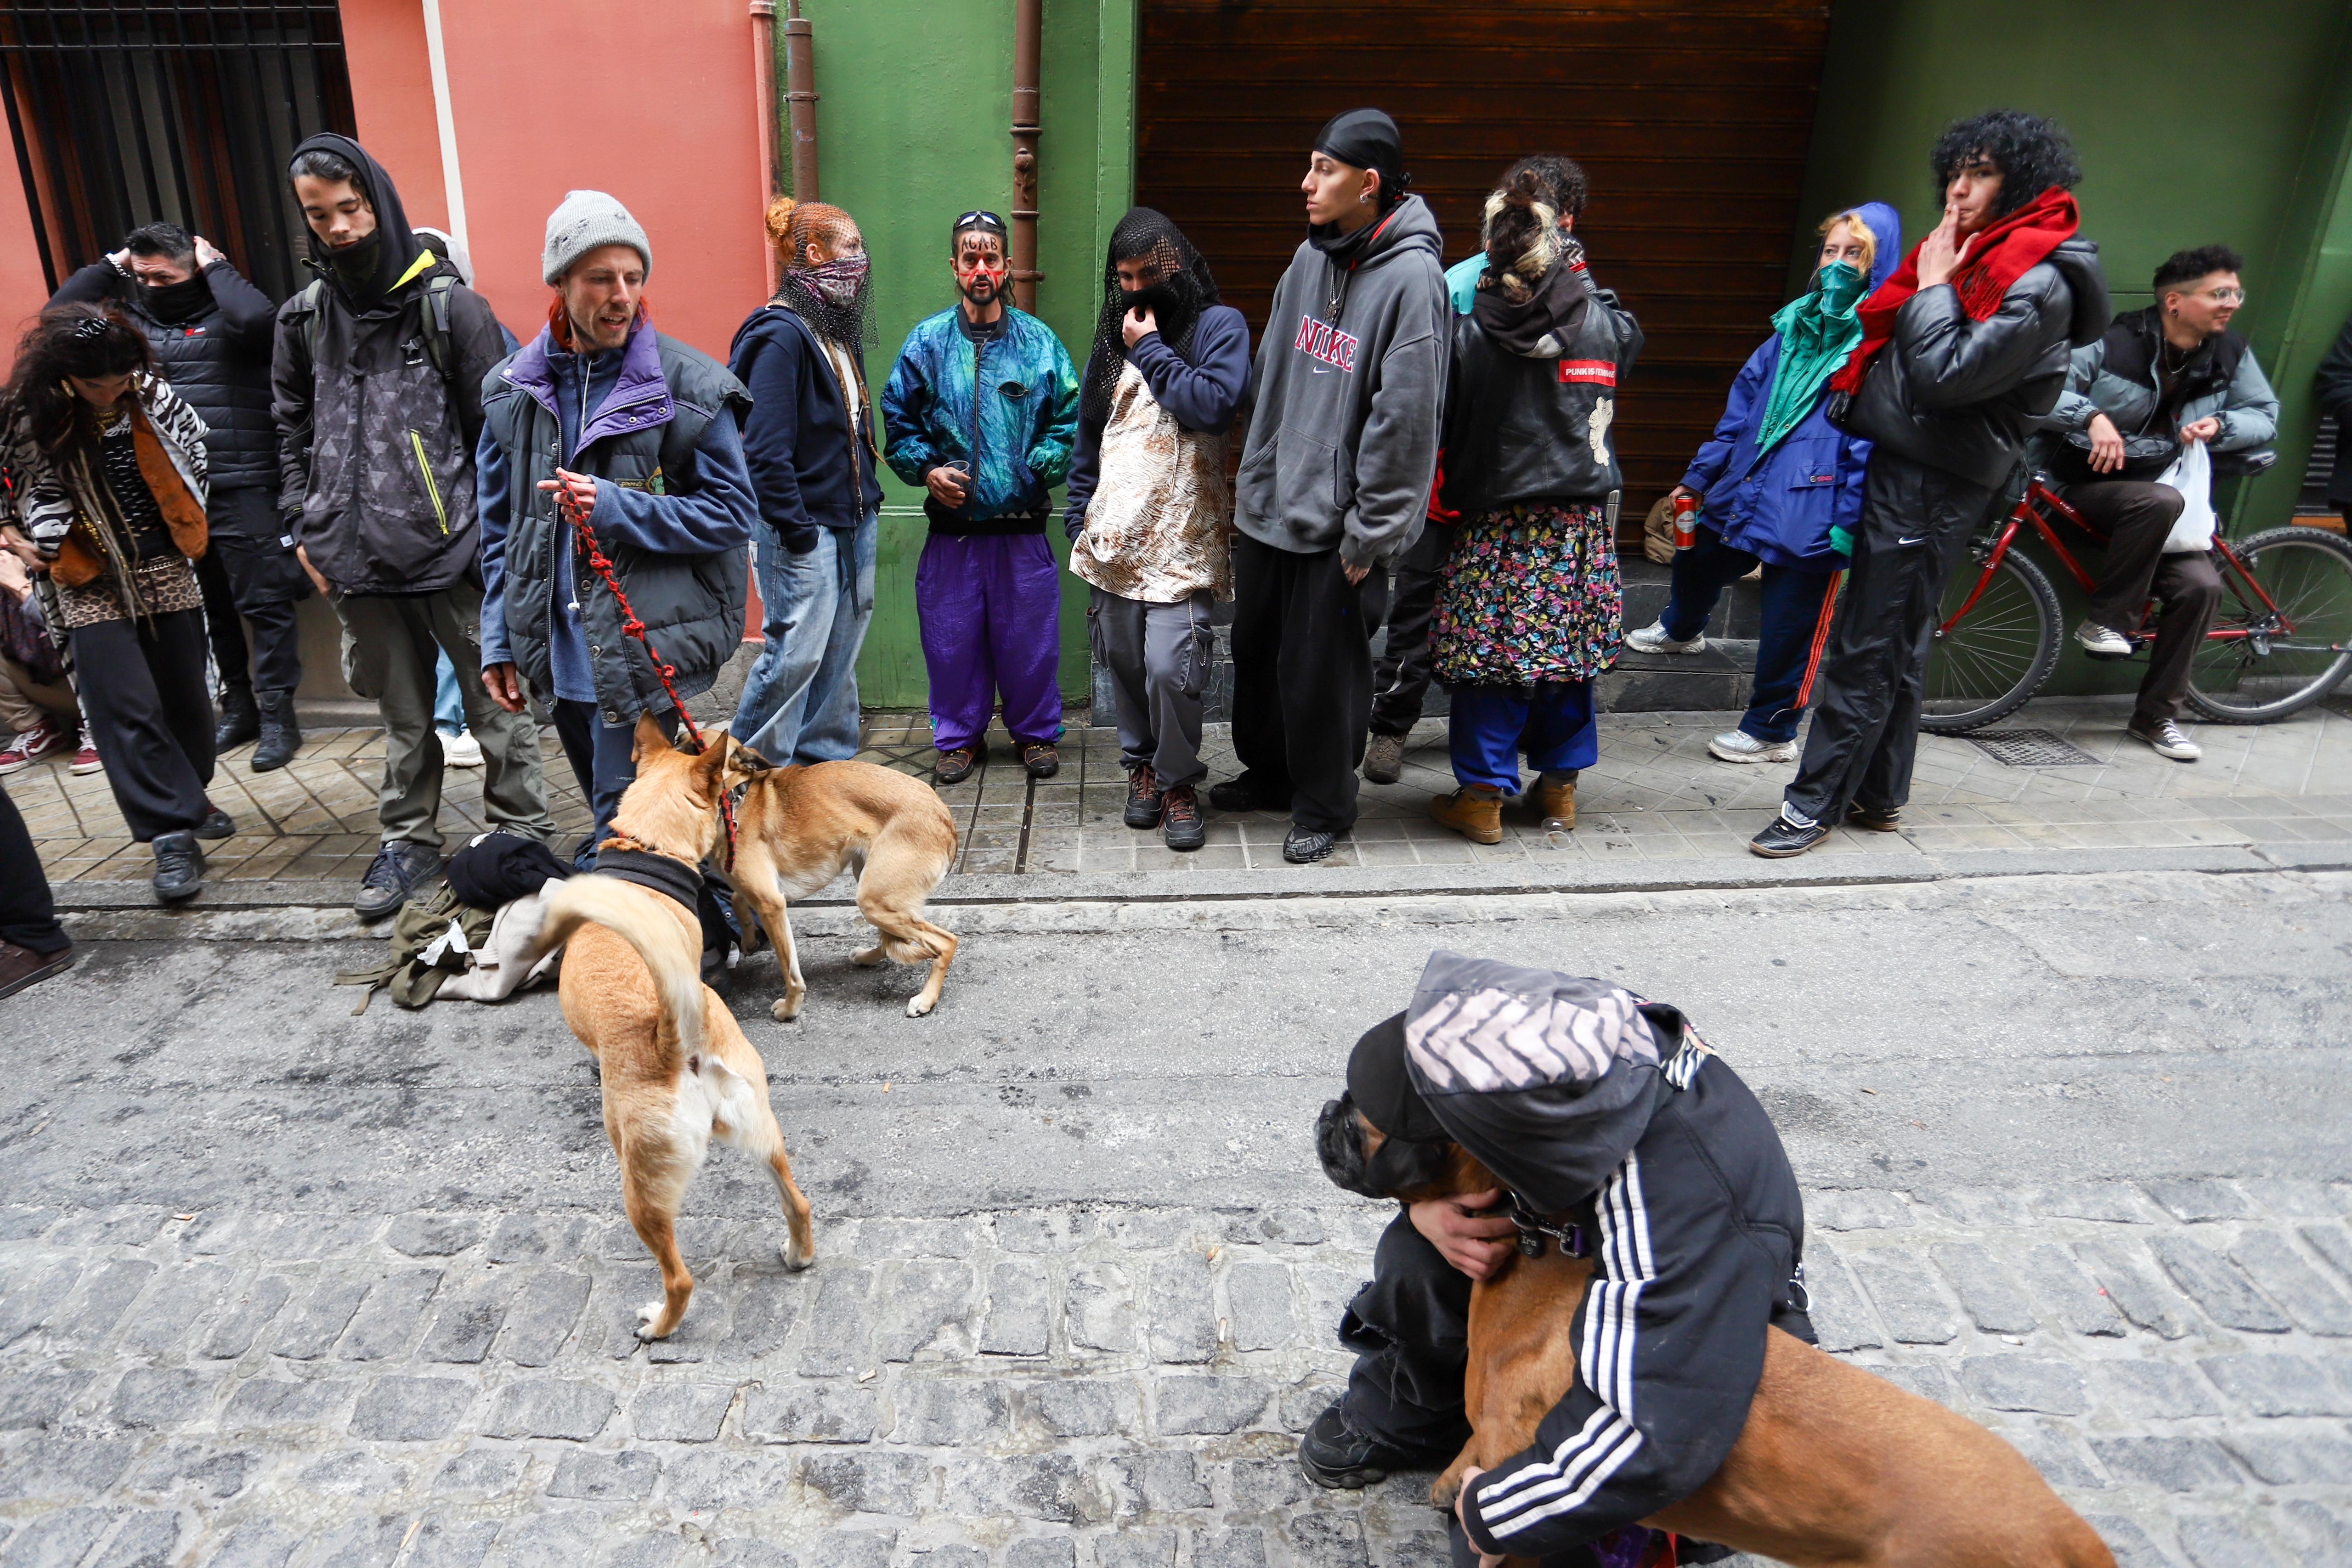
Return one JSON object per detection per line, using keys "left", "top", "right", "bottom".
{"left": 1309, "top": 952, "right": 1814, "bottom": 1564}
{"left": 477, "top": 192, "right": 758, "bottom": 869}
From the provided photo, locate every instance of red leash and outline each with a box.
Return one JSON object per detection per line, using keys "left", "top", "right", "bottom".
{"left": 554, "top": 474, "right": 737, "bottom": 864}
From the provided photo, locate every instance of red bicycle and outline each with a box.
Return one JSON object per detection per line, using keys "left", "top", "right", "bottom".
{"left": 1922, "top": 472, "right": 2352, "bottom": 733}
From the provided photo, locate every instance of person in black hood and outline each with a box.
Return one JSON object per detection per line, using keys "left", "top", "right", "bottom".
{"left": 1306, "top": 952, "right": 1812, "bottom": 1568}
{"left": 1752, "top": 110, "right": 2109, "bottom": 858}
{"left": 1214, "top": 108, "right": 1451, "bottom": 865}
{"left": 50, "top": 221, "right": 310, "bottom": 767}
{"left": 271, "top": 133, "right": 555, "bottom": 922}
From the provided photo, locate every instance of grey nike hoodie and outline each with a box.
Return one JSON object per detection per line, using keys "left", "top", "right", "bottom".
{"left": 1233, "top": 194, "right": 1449, "bottom": 569}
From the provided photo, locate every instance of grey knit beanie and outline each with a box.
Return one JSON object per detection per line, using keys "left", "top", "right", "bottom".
{"left": 543, "top": 190, "right": 651, "bottom": 284}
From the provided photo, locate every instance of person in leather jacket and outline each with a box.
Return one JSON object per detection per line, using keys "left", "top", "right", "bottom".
{"left": 1753, "top": 110, "right": 2109, "bottom": 858}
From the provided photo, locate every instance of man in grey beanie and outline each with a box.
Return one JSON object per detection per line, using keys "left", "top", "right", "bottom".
{"left": 476, "top": 191, "right": 760, "bottom": 869}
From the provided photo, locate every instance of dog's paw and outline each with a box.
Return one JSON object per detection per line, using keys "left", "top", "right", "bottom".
{"left": 634, "top": 1302, "right": 674, "bottom": 1342}
{"left": 782, "top": 1238, "right": 816, "bottom": 1271}
{"left": 1429, "top": 1472, "right": 1463, "bottom": 1509}
{"left": 906, "top": 994, "right": 937, "bottom": 1018}
{"left": 850, "top": 944, "right": 887, "bottom": 969}
{"left": 771, "top": 995, "right": 804, "bottom": 1022}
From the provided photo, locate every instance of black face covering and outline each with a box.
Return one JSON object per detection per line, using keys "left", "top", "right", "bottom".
{"left": 1082, "top": 206, "right": 1218, "bottom": 427}
{"left": 138, "top": 272, "right": 212, "bottom": 326}
{"left": 289, "top": 131, "right": 424, "bottom": 319}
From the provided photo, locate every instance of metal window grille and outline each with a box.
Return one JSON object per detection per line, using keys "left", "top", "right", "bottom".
{"left": 0, "top": 0, "right": 356, "bottom": 303}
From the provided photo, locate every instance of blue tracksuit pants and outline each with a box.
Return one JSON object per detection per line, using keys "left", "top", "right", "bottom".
{"left": 1659, "top": 526, "right": 1841, "bottom": 745}
{"left": 1447, "top": 682, "right": 1598, "bottom": 793}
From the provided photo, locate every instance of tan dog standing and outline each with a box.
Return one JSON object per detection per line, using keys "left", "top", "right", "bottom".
{"left": 721, "top": 749, "right": 960, "bottom": 1020}
{"left": 526, "top": 717, "right": 815, "bottom": 1341}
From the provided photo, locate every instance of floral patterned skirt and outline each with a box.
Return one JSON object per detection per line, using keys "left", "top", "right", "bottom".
{"left": 1431, "top": 500, "right": 1622, "bottom": 686}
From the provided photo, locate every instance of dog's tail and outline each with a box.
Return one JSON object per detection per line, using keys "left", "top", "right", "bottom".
{"left": 529, "top": 876, "right": 706, "bottom": 1069}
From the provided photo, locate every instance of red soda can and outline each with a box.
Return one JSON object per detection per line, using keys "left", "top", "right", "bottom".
{"left": 1671, "top": 495, "right": 1699, "bottom": 551}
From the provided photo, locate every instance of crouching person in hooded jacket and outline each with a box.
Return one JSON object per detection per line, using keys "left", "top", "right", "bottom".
{"left": 477, "top": 192, "right": 757, "bottom": 870}
{"left": 1306, "top": 952, "right": 1815, "bottom": 1566}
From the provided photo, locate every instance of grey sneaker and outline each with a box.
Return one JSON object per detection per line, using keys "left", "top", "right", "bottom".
{"left": 2128, "top": 717, "right": 2202, "bottom": 761}
{"left": 355, "top": 840, "right": 442, "bottom": 921}
{"left": 2074, "top": 620, "right": 2134, "bottom": 659}
{"left": 1626, "top": 620, "right": 1705, "bottom": 655}
{"left": 1707, "top": 729, "right": 1797, "bottom": 764}
{"left": 1363, "top": 732, "right": 1407, "bottom": 785}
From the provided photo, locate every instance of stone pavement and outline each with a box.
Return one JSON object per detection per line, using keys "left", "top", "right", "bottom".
{"left": 16, "top": 695, "right": 2352, "bottom": 895}
{"left": 4, "top": 1179, "right": 2351, "bottom": 1568}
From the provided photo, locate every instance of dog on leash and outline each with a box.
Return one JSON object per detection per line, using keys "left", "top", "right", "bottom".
{"left": 719, "top": 746, "right": 960, "bottom": 1020}
{"left": 1326, "top": 1116, "right": 2116, "bottom": 1568}
{"left": 525, "top": 717, "right": 815, "bottom": 1341}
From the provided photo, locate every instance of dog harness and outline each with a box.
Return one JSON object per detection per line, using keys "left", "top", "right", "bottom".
{"left": 590, "top": 844, "right": 702, "bottom": 917}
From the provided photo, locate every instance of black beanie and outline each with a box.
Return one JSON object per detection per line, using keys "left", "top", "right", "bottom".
{"left": 1346, "top": 1013, "right": 1448, "bottom": 1143}
{"left": 1314, "top": 108, "right": 1409, "bottom": 209}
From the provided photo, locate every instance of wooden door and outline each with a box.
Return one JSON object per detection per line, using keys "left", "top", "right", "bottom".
{"left": 1137, "top": 0, "right": 1835, "bottom": 523}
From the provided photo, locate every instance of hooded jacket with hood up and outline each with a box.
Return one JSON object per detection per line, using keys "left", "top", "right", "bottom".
{"left": 1841, "top": 227, "right": 2110, "bottom": 490}
{"left": 1682, "top": 202, "right": 1903, "bottom": 571}
{"left": 1233, "top": 194, "right": 1451, "bottom": 570}
{"left": 270, "top": 132, "right": 510, "bottom": 596}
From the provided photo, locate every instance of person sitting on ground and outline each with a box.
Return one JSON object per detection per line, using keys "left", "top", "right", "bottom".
{"left": 1064, "top": 208, "right": 1250, "bottom": 853}
{"left": 478, "top": 192, "right": 758, "bottom": 871}
{"left": 1306, "top": 951, "right": 1811, "bottom": 1568}
{"left": 880, "top": 211, "right": 1081, "bottom": 788}
{"left": 1628, "top": 203, "right": 1901, "bottom": 766}
{"left": 0, "top": 545, "right": 88, "bottom": 776}
{"left": 2043, "top": 244, "right": 2277, "bottom": 763}
{"left": 1423, "top": 166, "right": 1641, "bottom": 846}
{"left": 0, "top": 305, "right": 233, "bottom": 904}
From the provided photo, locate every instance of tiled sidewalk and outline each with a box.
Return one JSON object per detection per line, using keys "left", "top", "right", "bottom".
{"left": 15, "top": 695, "right": 2352, "bottom": 892}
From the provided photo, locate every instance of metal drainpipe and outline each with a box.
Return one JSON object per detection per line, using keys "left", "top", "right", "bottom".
{"left": 1011, "top": 0, "right": 1041, "bottom": 312}
{"left": 751, "top": 0, "right": 781, "bottom": 295}
{"left": 785, "top": 0, "right": 820, "bottom": 203}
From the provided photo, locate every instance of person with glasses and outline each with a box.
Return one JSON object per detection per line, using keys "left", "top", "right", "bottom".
{"left": 2046, "top": 244, "right": 2277, "bottom": 761}
{"left": 880, "top": 210, "right": 1081, "bottom": 786}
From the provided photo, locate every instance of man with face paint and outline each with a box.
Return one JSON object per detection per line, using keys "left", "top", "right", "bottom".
{"left": 52, "top": 222, "right": 310, "bottom": 769}
{"left": 881, "top": 211, "right": 1082, "bottom": 786}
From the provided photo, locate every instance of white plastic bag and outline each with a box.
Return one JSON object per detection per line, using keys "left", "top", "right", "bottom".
{"left": 2158, "top": 439, "right": 2216, "bottom": 554}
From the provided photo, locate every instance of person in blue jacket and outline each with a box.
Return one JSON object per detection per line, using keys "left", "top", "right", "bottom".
{"left": 880, "top": 211, "right": 1081, "bottom": 786}
{"left": 1626, "top": 203, "right": 1902, "bottom": 764}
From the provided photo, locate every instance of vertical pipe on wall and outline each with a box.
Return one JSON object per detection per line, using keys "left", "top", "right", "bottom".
{"left": 1010, "top": 0, "right": 1042, "bottom": 311}
{"left": 419, "top": 0, "right": 469, "bottom": 255}
{"left": 750, "top": 0, "right": 780, "bottom": 295}
{"left": 784, "top": 1, "right": 820, "bottom": 203}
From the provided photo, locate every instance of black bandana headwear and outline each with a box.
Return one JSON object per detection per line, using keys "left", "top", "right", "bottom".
{"left": 1081, "top": 207, "right": 1219, "bottom": 427}
{"left": 1309, "top": 108, "right": 1409, "bottom": 260}
{"left": 1315, "top": 1012, "right": 1453, "bottom": 1200}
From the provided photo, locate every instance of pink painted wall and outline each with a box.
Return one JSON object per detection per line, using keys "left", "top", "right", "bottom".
{"left": 0, "top": 163, "right": 51, "bottom": 341}
{"left": 341, "top": 0, "right": 451, "bottom": 235}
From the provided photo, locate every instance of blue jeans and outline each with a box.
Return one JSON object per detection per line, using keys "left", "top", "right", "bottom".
{"left": 733, "top": 511, "right": 879, "bottom": 765}
{"left": 553, "top": 698, "right": 678, "bottom": 871}
{"left": 1447, "top": 681, "right": 1597, "bottom": 793}
{"left": 432, "top": 649, "right": 466, "bottom": 736}
{"left": 1661, "top": 526, "right": 1840, "bottom": 745}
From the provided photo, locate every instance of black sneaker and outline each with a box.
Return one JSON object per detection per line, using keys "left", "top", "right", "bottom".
{"left": 1124, "top": 763, "right": 1164, "bottom": 829}
{"left": 355, "top": 840, "right": 442, "bottom": 921}
{"left": 1283, "top": 824, "right": 1339, "bottom": 864}
{"left": 195, "top": 804, "right": 236, "bottom": 840}
{"left": 1208, "top": 778, "right": 1286, "bottom": 814}
{"left": 151, "top": 830, "right": 205, "bottom": 905}
{"left": 1298, "top": 1399, "right": 1420, "bottom": 1490}
{"left": 1020, "top": 741, "right": 1061, "bottom": 779}
{"left": 934, "top": 746, "right": 978, "bottom": 786}
{"left": 1845, "top": 804, "right": 1902, "bottom": 833}
{"left": 1162, "top": 784, "right": 1204, "bottom": 851}
{"left": 1749, "top": 810, "right": 1829, "bottom": 859}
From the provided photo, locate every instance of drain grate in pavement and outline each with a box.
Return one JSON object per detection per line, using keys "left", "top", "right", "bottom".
{"left": 1962, "top": 728, "right": 2103, "bottom": 767}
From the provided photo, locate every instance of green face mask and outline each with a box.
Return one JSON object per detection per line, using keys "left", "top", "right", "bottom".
{"left": 1818, "top": 259, "right": 1867, "bottom": 315}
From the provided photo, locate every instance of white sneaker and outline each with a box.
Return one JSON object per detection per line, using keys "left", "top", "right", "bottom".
{"left": 442, "top": 729, "right": 485, "bottom": 767}
{"left": 2128, "top": 717, "right": 2202, "bottom": 761}
{"left": 1707, "top": 729, "right": 1797, "bottom": 764}
{"left": 2074, "top": 620, "right": 2133, "bottom": 659}
{"left": 1625, "top": 621, "right": 1706, "bottom": 655}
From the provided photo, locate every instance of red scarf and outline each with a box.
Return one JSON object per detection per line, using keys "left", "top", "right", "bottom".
{"left": 1829, "top": 186, "right": 2079, "bottom": 396}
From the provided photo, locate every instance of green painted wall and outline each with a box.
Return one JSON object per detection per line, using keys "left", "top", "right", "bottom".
{"left": 1793, "top": 0, "right": 2352, "bottom": 696}
{"left": 787, "top": 0, "right": 1136, "bottom": 711}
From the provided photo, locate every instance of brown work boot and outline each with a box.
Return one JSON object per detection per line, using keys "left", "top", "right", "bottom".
{"left": 1020, "top": 741, "right": 1061, "bottom": 779}
{"left": 1532, "top": 770, "right": 1577, "bottom": 830}
{"left": 1124, "top": 762, "right": 1164, "bottom": 828}
{"left": 934, "top": 746, "right": 977, "bottom": 786}
{"left": 1363, "top": 732, "right": 1407, "bottom": 785}
{"left": 1428, "top": 785, "right": 1505, "bottom": 845}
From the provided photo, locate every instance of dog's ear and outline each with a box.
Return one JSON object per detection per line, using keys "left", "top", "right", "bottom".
{"left": 691, "top": 729, "right": 732, "bottom": 794}
{"left": 720, "top": 733, "right": 777, "bottom": 788}
{"left": 632, "top": 713, "right": 674, "bottom": 764}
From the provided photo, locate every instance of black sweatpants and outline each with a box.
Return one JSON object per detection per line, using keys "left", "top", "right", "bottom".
{"left": 1784, "top": 452, "right": 1996, "bottom": 825}
{"left": 1338, "top": 1052, "right": 1814, "bottom": 1562}
{"left": 70, "top": 609, "right": 215, "bottom": 841}
{"left": 1229, "top": 532, "right": 1387, "bottom": 834}
{"left": 2071, "top": 479, "right": 2222, "bottom": 725}
{"left": 198, "top": 485, "right": 308, "bottom": 694}
{"left": 1371, "top": 522, "right": 1449, "bottom": 738}
{"left": 0, "top": 780, "right": 67, "bottom": 955}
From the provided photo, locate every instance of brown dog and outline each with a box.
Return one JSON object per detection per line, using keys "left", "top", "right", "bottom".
{"left": 525, "top": 717, "right": 816, "bottom": 1341}
{"left": 1359, "top": 1124, "right": 2115, "bottom": 1568}
{"left": 720, "top": 747, "right": 960, "bottom": 1020}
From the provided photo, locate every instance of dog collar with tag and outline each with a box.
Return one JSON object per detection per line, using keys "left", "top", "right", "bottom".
{"left": 1507, "top": 1191, "right": 1589, "bottom": 1259}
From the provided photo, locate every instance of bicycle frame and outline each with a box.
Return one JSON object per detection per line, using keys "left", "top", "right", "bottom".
{"left": 1940, "top": 477, "right": 2296, "bottom": 646}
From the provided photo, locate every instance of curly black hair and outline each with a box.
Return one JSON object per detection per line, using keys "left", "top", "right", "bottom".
{"left": 2153, "top": 245, "right": 2245, "bottom": 294}
{"left": 1503, "top": 153, "right": 1588, "bottom": 221}
{"left": 1930, "top": 110, "right": 2082, "bottom": 218}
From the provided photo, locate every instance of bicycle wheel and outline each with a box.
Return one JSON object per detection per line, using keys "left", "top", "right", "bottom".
{"left": 2187, "top": 525, "right": 2352, "bottom": 722}
{"left": 1922, "top": 544, "right": 2061, "bottom": 733}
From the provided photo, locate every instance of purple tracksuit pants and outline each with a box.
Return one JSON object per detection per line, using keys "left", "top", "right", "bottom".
{"left": 916, "top": 530, "right": 1065, "bottom": 751}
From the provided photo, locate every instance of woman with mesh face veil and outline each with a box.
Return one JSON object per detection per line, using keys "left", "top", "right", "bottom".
{"left": 1063, "top": 209, "right": 1251, "bottom": 851}
{"left": 730, "top": 197, "right": 885, "bottom": 766}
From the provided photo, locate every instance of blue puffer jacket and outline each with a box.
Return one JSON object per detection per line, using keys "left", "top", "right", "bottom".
{"left": 880, "top": 306, "right": 1080, "bottom": 535}
{"left": 1680, "top": 201, "right": 1902, "bottom": 572}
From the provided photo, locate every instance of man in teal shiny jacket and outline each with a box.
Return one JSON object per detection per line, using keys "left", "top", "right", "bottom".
{"left": 880, "top": 211, "right": 1081, "bottom": 784}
